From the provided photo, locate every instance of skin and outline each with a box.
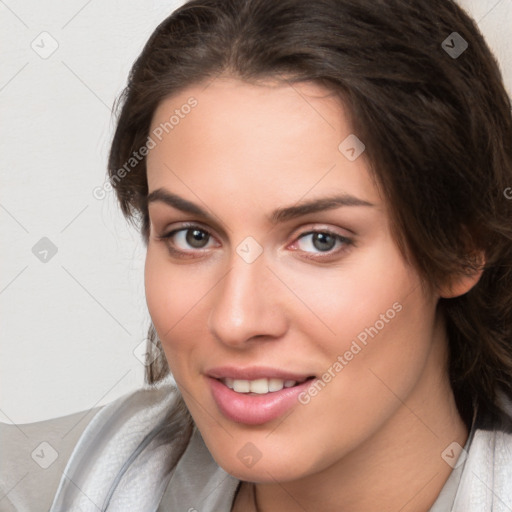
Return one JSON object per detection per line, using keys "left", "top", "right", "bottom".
{"left": 144, "top": 77, "right": 480, "bottom": 512}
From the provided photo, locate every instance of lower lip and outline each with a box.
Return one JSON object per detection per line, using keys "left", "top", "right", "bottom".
{"left": 208, "top": 377, "right": 314, "bottom": 425}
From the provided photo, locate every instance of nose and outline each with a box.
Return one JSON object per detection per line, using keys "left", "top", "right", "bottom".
{"left": 207, "top": 251, "right": 288, "bottom": 348}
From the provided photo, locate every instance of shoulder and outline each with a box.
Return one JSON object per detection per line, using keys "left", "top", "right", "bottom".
{"left": 49, "top": 377, "right": 192, "bottom": 511}
{"left": 0, "top": 407, "right": 103, "bottom": 512}
{"left": 452, "top": 427, "right": 512, "bottom": 510}
{"left": 0, "top": 379, "right": 183, "bottom": 512}
{"left": 453, "top": 394, "right": 512, "bottom": 510}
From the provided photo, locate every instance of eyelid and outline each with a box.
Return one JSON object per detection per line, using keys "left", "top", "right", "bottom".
{"left": 286, "top": 223, "right": 353, "bottom": 244}
{"left": 157, "top": 221, "right": 216, "bottom": 237}
{"left": 157, "top": 222, "right": 220, "bottom": 246}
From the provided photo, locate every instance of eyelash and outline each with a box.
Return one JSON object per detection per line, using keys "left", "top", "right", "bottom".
{"left": 156, "top": 222, "right": 353, "bottom": 261}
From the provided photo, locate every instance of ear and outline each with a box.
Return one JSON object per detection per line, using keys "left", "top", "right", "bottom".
{"left": 438, "top": 252, "right": 486, "bottom": 299}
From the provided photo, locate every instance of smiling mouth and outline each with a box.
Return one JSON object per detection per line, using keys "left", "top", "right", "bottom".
{"left": 217, "top": 376, "right": 315, "bottom": 394}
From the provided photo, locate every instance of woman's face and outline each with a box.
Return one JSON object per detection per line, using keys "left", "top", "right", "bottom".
{"left": 145, "top": 77, "right": 443, "bottom": 482}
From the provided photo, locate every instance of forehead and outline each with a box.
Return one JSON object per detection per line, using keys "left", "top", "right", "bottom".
{"left": 146, "top": 77, "right": 382, "bottom": 214}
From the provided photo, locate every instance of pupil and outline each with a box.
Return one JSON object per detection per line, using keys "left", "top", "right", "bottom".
{"left": 313, "top": 233, "right": 335, "bottom": 251}
{"left": 186, "top": 229, "right": 208, "bottom": 248}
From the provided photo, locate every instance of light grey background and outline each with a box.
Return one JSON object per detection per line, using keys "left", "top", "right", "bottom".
{"left": 1, "top": 0, "right": 511, "bottom": 424}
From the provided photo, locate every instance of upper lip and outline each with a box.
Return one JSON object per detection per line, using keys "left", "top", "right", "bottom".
{"left": 206, "top": 366, "right": 314, "bottom": 381}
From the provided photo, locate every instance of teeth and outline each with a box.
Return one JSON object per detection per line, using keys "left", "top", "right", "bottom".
{"left": 249, "top": 378, "right": 269, "bottom": 394}
{"left": 233, "top": 379, "right": 250, "bottom": 393}
{"left": 268, "top": 378, "right": 284, "bottom": 392}
{"left": 223, "top": 378, "right": 299, "bottom": 394}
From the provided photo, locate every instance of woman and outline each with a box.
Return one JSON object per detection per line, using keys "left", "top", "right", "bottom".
{"left": 2, "top": 0, "right": 512, "bottom": 510}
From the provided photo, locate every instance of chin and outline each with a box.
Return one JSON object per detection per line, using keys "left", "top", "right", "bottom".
{"left": 219, "top": 456, "right": 308, "bottom": 483}
{"left": 202, "top": 432, "right": 321, "bottom": 484}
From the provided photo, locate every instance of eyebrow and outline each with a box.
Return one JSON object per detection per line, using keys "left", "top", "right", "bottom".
{"left": 147, "top": 188, "right": 375, "bottom": 225}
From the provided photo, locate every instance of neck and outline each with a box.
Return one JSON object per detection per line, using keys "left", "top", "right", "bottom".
{"left": 234, "top": 318, "right": 468, "bottom": 512}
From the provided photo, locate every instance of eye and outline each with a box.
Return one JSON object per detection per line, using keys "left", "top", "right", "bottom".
{"left": 293, "top": 230, "right": 352, "bottom": 256}
{"left": 157, "top": 224, "right": 218, "bottom": 255}
{"left": 174, "top": 227, "right": 212, "bottom": 249}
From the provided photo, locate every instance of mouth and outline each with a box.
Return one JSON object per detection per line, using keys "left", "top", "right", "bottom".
{"left": 217, "top": 376, "right": 315, "bottom": 394}
{"left": 207, "top": 369, "right": 317, "bottom": 425}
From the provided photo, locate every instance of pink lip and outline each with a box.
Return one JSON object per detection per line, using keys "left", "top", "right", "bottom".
{"left": 208, "top": 376, "right": 314, "bottom": 425}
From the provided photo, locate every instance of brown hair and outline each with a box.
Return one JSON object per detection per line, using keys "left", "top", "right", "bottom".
{"left": 108, "top": 0, "right": 512, "bottom": 431}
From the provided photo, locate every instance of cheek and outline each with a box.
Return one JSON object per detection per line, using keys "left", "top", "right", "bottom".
{"left": 314, "top": 268, "right": 434, "bottom": 431}
{"left": 285, "top": 240, "right": 436, "bottom": 415}
{"left": 144, "top": 248, "right": 204, "bottom": 358}
{"left": 144, "top": 248, "right": 175, "bottom": 333}
{"left": 277, "top": 241, "right": 421, "bottom": 355}
{"left": 144, "top": 245, "right": 231, "bottom": 384}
